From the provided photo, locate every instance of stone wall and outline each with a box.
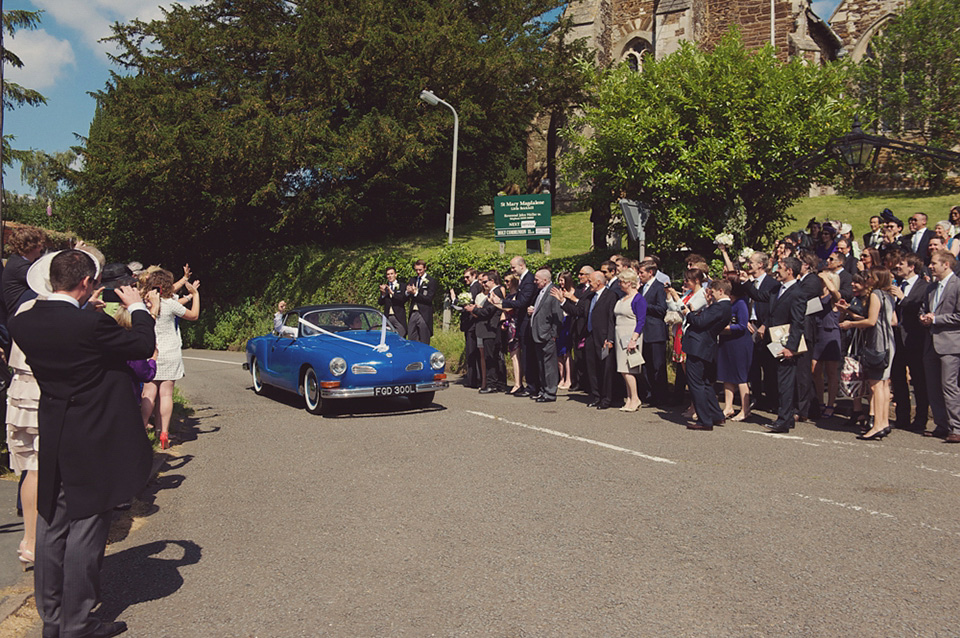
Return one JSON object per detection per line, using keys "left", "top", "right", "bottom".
{"left": 830, "top": 0, "right": 906, "bottom": 59}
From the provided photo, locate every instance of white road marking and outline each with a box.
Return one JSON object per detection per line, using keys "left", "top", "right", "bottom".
{"left": 793, "top": 493, "right": 960, "bottom": 538}
{"left": 743, "top": 430, "right": 805, "bottom": 440}
{"left": 917, "top": 464, "right": 960, "bottom": 478}
{"left": 183, "top": 356, "right": 245, "bottom": 366}
{"left": 466, "top": 410, "right": 676, "bottom": 465}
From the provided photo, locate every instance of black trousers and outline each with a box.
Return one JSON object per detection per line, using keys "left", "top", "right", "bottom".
{"left": 687, "top": 354, "right": 723, "bottom": 426}
{"left": 641, "top": 340, "right": 668, "bottom": 403}
{"left": 463, "top": 327, "right": 481, "bottom": 387}
{"left": 892, "top": 342, "right": 928, "bottom": 426}
{"left": 36, "top": 488, "right": 113, "bottom": 638}
{"left": 481, "top": 336, "right": 503, "bottom": 389}
{"left": 585, "top": 338, "right": 616, "bottom": 406}
{"left": 749, "top": 334, "right": 778, "bottom": 410}
{"left": 775, "top": 356, "right": 798, "bottom": 428}
{"left": 795, "top": 349, "right": 816, "bottom": 419}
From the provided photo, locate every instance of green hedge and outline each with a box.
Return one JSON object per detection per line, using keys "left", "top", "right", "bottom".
{"left": 182, "top": 243, "right": 617, "bottom": 351}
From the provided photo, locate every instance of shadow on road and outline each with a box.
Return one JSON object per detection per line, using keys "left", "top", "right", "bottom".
{"left": 98, "top": 540, "right": 202, "bottom": 620}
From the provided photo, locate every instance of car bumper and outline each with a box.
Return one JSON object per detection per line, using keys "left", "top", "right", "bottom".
{"left": 320, "top": 380, "right": 448, "bottom": 399}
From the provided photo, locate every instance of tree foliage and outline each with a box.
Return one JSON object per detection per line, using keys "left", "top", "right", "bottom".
{"left": 564, "top": 30, "right": 858, "bottom": 253}
{"left": 856, "top": 0, "right": 960, "bottom": 188}
{"left": 2, "top": 9, "right": 47, "bottom": 167}
{"left": 70, "top": 0, "right": 588, "bottom": 271}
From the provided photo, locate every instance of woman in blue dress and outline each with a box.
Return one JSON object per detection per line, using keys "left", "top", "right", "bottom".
{"left": 812, "top": 270, "right": 843, "bottom": 418}
{"left": 556, "top": 272, "right": 575, "bottom": 390}
{"left": 717, "top": 274, "right": 753, "bottom": 421}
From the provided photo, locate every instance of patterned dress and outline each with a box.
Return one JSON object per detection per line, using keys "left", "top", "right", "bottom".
{"left": 154, "top": 297, "right": 188, "bottom": 381}
{"left": 5, "top": 298, "right": 41, "bottom": 473}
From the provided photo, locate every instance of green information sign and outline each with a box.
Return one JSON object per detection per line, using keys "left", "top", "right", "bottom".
{"left": 494, "top": 194, "right": 551, "bottom": 240}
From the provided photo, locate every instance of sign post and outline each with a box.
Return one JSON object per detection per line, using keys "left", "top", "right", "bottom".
{"left": 619, "top": 199, "right": 652, "bottom": 262}
{"left": 494, "top": 195, "right": 552, "bottom": 254}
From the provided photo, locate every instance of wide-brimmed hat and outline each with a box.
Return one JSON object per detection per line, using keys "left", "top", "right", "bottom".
{"left": 839, "top": 222, "right": 852, "bottom": 235}
{"left": 26, "top": 250, "right": 103, "bottom": 296}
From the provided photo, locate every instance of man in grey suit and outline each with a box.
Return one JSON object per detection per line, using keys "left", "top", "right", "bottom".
{"left": 920, "top": 250, "right": 960, "bottom": 442}
{"left": 529, "top": 269, "right": 565, "bottom": 402}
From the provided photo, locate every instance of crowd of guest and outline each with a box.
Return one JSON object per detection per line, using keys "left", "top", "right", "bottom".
{"left": 2, "top": 225, "right": 200, "bottom": 638}
{"left": 416, "top": 204, "right": 960, "bottom": 442}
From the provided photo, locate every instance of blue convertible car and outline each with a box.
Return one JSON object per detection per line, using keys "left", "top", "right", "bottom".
{"left": 244, "top": 305, "right": 447, "bottom": 414}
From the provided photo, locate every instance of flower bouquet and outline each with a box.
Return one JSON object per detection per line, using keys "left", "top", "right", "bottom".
{"left": 714, "top": 232, "right": 734, "bottom": 248}
{"left": 453, "top": 291, "right": 473, "bottom": 311}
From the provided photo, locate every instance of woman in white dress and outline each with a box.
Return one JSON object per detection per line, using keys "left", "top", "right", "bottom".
{"left": 141, "top": 269, "right": 200, "bottom": 449}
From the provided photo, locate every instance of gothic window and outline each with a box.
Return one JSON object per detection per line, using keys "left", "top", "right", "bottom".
{"left": 622, "top": 38, "right": 653, "bottom": 72}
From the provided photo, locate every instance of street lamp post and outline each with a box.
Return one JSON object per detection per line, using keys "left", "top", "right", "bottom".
{"left": 419, "top": 89, "right": 458, "bottom": 245}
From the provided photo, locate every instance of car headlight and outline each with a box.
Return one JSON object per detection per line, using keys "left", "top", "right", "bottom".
{"left": 329, "top": 357, "right": 347, "bottom": 376}
{"left": 430, "top": 351, "right": 445, "bottom": 370}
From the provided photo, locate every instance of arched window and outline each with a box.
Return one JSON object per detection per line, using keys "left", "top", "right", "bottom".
{"left": 621, "top": 38, "right": 653, "bottom": 72}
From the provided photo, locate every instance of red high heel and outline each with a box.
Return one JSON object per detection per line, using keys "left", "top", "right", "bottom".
{"left": 159, "top": 432, "right": 169, "bottom": 450}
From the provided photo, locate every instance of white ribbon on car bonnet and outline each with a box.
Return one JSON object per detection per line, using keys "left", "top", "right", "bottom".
{"left": 298, "top": 316, "right": 390, "bottom": 353}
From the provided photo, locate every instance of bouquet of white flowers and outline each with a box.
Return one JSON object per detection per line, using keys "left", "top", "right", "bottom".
{"left": 455, "top": 291, "right": 474, "bottom": 309}
{"left": 714, "top": 232, "right": 734, "bottom": 247}
{"left": 739, "top": 247, "right": 755, "bottom": 261}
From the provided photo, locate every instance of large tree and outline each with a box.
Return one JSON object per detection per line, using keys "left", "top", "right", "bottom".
{"left": 69, "top": 0, "right": 587, "bottom": 271}
{"left": 565, "top": 30, "right": 858, "bottom": 253}
{"left": 856, "top": 0, "right": 960, "bottom": 189}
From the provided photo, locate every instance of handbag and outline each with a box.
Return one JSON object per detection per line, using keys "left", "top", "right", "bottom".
{"left": 859, "top": 293, "right": 891, "bottom": 369}
{"left": 839, "top": 331, "right": 864, "bottom": 398}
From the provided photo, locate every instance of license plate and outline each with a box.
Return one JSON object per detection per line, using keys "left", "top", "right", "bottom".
{"left": 374, "top": 384, "right": 416, "bottom": 397}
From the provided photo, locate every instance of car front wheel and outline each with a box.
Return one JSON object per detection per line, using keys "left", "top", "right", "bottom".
{"left": 409, "top": 391, "right": 435, "bottom": 409}
{"left": 302, "top": 367, "right": 325, "bottom": 415}
{"left": 251, "top": 357, "right": 264, "bottom": 395}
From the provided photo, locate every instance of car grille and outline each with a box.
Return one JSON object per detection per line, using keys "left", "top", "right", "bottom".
{"left": 351, "top": 364, "right": 377, "bottom": 374}
{"left": 405, "top": 362, "right": 423, "bottom": 371}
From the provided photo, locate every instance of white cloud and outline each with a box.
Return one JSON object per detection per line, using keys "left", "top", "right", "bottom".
{"left": 4, "top": 29, "right": 76, "bottom": 90}
{"left": 32, "top": 0, "right": 207, "bottom": 57}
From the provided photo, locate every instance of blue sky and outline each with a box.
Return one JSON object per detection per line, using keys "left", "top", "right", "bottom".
{"left": 3, "top": 0, "right": 843, "bottom": 194}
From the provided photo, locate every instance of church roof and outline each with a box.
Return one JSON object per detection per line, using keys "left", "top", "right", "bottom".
{"left": 656, "top": 0, "right": 690, "bottom": 14}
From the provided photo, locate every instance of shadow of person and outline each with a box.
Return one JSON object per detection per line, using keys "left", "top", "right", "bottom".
{"left": 97, "top": 540, "right": 202, "bottom": 620}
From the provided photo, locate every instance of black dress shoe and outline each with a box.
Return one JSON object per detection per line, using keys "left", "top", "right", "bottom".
{"left": 596, "top": 402, "right": 610, "bottom": 410}
{"left": 86, "top": 621, "right": 128, "bottom": 638}
{"left": 763, "top": 423, "right": 790, "bottom": 434}
{"left": 586, "top": 400, "right": 600, "bottom": 408}
{"left": 513, "top": 389, "right": 531, "bottom": 398}
{"left": 478, "top": 387, "right": 496, "bottom": 394}
{"left": 536, "top": 396, "right": 556, "bottom": 403}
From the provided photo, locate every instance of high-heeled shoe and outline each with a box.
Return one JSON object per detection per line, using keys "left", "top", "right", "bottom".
{"left": 845, "top": 413, "right": 866, "bottom": 429}
{"left": 18, "top": 540, "right": 34, "bottom": 571}
{"left": 159, "top": 432, "right": 169, "bottom": 450}
{"left": 857, "top": 426, "right": 891, "bottom": 441}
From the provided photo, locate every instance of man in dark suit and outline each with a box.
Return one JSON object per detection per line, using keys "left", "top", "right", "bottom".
{"left": 378, "top": 266, "right": 407, "bottom": 337}
{"left": 794, "top": 252, "right": 822, "bottom": 421}
{"left": 836, "top": 238, "right": 858, "bottom": 274}
{"left": 470, "top": 271, "right": 505, "bottom": 393}
{"left": 920, "top": 250, "right": 960, "bottom": 441}
{"left": 863, "top": 215, "right": 883, "bottom": 250}
{"left": 529, "top": 269, "right": 565, "bottom": 402}
{"left": 891, "top": 253, "right": 929, "bottom": 431}
{"left": 905, "top": 212, "right": 933, "bottom": 264}
{"left": 496, "top": 256, "right": 539, "bottom": 397}
{"left": 760, "top": 256, "right": 806, "bottom": 433}
{"left": 600, "top": 260, "right": 624, "bottom": 299}
{"left": 9, "top": 250, "right": 156, "bottom": 638}
{"left": 568, "top": 265, "right": 594, "bottom": 393}
{"left": 740, "top": 251, "right": 780, "bottom": 413}
{"left": 638, "top": 263, "right": 668, "bottom": 405}
{"left": 583, "top": 271, "right": 619, "bottom": 409}
{"left": 682, "top": 279, "right": 733, "bottom": 430}
{"left": 455, "top": 268, "right": 483, "bottom": 388}
{"left": 405, "top": 259, "right": 437, "bottom": 344}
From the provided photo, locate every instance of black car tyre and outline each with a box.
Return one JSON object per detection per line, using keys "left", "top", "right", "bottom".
{"left": 251, "top": 357, "right": 265, "bottom": 395}
{"left": 302, "top": 366, "right": 324, "bottom": 415}
{"left": 409, "top": 391, "right": 434, "bottom": 409}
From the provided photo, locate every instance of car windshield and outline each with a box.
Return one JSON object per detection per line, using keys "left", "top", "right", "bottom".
{"left": 299, "top": 308, "right": 393, "bottom": 336}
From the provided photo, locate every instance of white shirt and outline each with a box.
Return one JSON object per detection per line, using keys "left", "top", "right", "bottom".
{"left": 48, "top": 292, "right": 147, "bottom": 315}
{"left": 912, "top": 228, "right": 926, "bottom": 253}
{"left": 933, "top": 272, "right": 954, "bottom": 315}
{"left": 777, "top": 279, "right": 796, "bottom": 299}
{"left": 901, "top": 274, "right": 919, "bottom": 299}
{"left": 750, "top": 273, "right": 768, "bottom": 320}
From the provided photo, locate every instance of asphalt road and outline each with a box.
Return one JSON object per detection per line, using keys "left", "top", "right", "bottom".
{"left": 20, "top": 348, "right": 960, "bottom": 637}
